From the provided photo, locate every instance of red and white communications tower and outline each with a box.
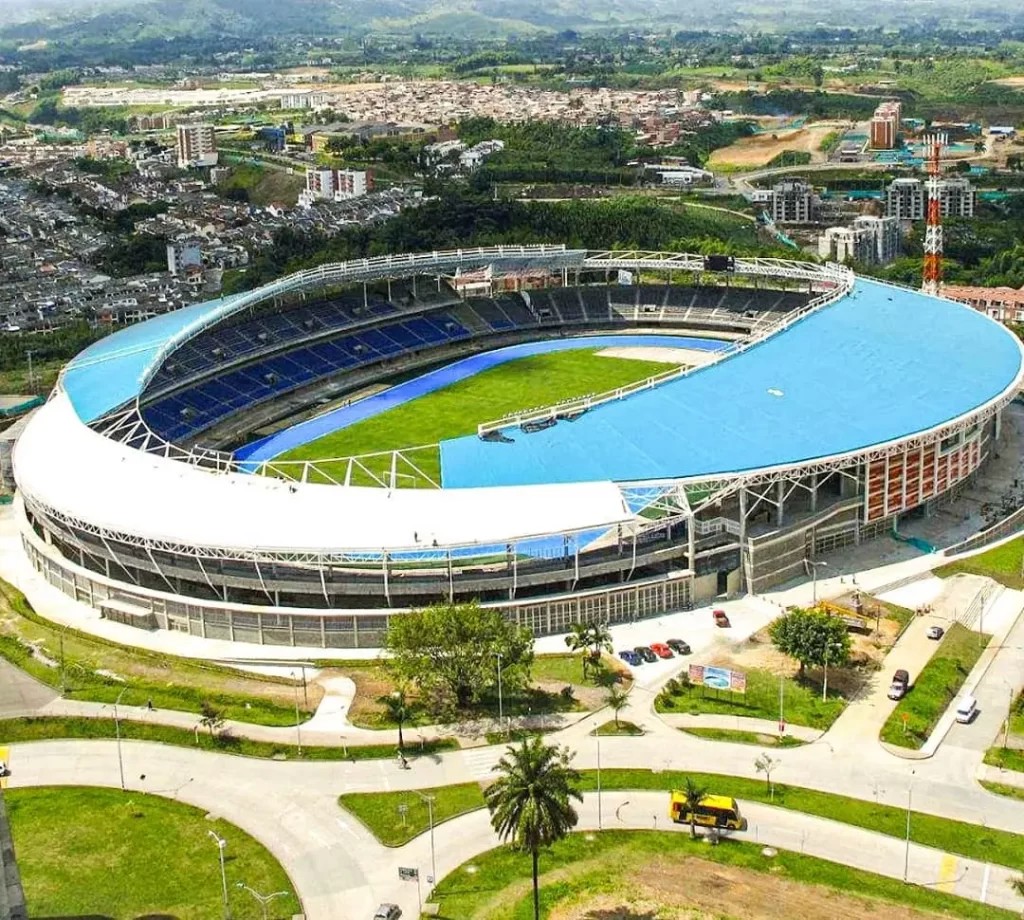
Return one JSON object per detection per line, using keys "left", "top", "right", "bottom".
{"left": 921, "top": 132, "right": 947, "bottom": 297}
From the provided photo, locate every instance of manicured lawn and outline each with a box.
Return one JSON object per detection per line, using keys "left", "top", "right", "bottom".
{"left": 935, "top": 538, "right": 1024, "bottom": 589}
{"left": 0, "top": 579, "right": 313, "bottom": 725}
{"left": 980, "top": 780, "right": 1024, "bottom": 803}
{"left": 531, "top": 652, "right": 628, "bottom": 689}
{"left": 983, "top": 745, "right": 1024, "bottom": 773}
{"left": 593, "top": 719, "right": 643, "bottom": 736}
{"left": 339, "top": 782, "right": 487, "bottom": 846}
{"left": 680, "top": 726, "right": 806, "bottom": 747}
{"left": 274, "top": 349, "right": 673, "bottom": 485}
{"left": 880, "top": 623, "right": 989, "bottom": 749}
{"left": 0, "top": 716, "right": 458, "bottom": 761}
{"left": 339, "top": 768, "right": 1024, "bottom": 870}
{"left": 430, "top": 830, "right": 1012, "bottom": 920}
{"left": 656, "top": 667, "right": 846, "bottom": 730}
{"left": 6, "top": 786, "right": 301, "bottom": 920}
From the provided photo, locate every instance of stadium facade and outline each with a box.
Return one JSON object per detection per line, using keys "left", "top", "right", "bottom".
{"left": 13, "top": 247, "right": 1024, "bottom": 647}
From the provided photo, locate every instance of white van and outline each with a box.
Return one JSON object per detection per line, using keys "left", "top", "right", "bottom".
{"left": 955, "top": 695, "right": 978, "bottom": 724}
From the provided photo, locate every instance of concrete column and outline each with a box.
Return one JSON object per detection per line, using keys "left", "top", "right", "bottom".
{"left": 995, "top": 409, "right": 1002, "bottom": 441}
{"left": 809, "top": 473, "right": 818, "bottom": 512}
{"left": 687, "top": 513, "right": 696, "bottom": 573}
{"left": 776, "top": 480, "right": 785, "bottom": 527}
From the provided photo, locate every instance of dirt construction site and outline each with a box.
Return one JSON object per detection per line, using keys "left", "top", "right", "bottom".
{"left": 708, "top": 121, "right": 849, "bottom": 169}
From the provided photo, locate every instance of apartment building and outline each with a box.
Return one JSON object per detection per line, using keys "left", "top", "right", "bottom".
{"left": 817, "top": 215, "right": 902, "bottom": 265}
{"left": 870, "top": 100, "right": 902, "bottom": 150}
{"left": 298, "top": 167, "right": 374, "bottom": 206}
{"left": 885, "top": 177, "right": 976, "bottom": 220}
{"left": 767, "top": 178, "right": 818, "bottom": 224}
{"left": 175, "top": 124, "right": 218, "bottom": 169}
{"left": 943, "top": 285, "right": 1024, "bottom": 324}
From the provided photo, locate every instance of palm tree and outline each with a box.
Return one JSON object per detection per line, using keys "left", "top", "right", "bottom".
{"left": 485, "top": 736, "right": 582, "bottom": 920}
{"left": 379, "top": 687, "right": 409, "bottom": 753}
{"left": 681, "top": 776, "right": 709, "bottom": 840}
{"left": 605, "top": 686, "right": 628, "bottom": 729}
{"left": 587, "top": 623, "right": 613, "bottom": 675}
{"left": 563, "top": 623, "right": 592, "bottom": 678}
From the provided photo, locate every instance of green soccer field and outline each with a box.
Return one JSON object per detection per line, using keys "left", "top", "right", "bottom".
{"left": 268, "top": 348, "right": 674, "bottom": 487}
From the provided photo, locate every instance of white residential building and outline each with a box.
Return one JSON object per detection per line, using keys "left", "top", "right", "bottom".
{"left": 298, "top": 167, "right": 374, "bottom": 206}
{"left": 817, "top": 216, "right": 902, "bottom": 266}
{"left": 175, "top": 124, "right": 218, "bottom": 169}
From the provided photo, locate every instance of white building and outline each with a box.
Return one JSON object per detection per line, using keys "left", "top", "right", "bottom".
{"left": 175, "top": 124, "right": 218, "bottom": 169}
{"left": 817, "top": 216, "right": 902, "bottom": 266}
{"left": 460, "top": 139, "right": 505, "bottom": 171}
{"left": 166, "top": 240, "right": 203, "bottom": 275}
{"left": 886, "top": 177, "right": 976, "bottom": 221}
{"left": 298, "top": 167, "right": 374, "bottom": 206}
{"left": 766, "top": 178, "right": 818, "bottom": 224}
{"left": 279, "top": 91, "right": 331, "bottom": 110}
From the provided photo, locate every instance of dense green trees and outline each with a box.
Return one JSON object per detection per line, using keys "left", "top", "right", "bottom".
{"left": 384, "top": 601, "right": 534, "bottom": 711}
{"left": 769, "top": 608, "right": 851, "bottom": 680}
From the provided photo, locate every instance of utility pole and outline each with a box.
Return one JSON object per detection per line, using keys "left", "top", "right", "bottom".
{"left": 413, "top": 790, "right": 437, "bottom": 896}
{"left": 496, "top": 652, "right": 504, "bottom": 732}
{"left": 113, "top": 686, "right": 128, "bottom": 791}
{"left": 26, "top": 350, "right": 35, "bottom": 394}
{"left": 903, "top": 770, "right": 915, "bottom": 883}
{"left": 292, "top": 671, "right": 302, "bottom": 756}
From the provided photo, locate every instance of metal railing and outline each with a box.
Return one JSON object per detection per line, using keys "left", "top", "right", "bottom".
{"left": 476, "top": 264, "right": 854, "bottom": 437}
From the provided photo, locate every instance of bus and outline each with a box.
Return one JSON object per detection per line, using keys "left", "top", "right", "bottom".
{"left": 668, "top": 793, "right": 747, "bottom": 831}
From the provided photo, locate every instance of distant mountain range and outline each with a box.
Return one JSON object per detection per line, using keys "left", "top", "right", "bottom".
{"left": 3, "top": 0, "right": 1024, "bottom": 40}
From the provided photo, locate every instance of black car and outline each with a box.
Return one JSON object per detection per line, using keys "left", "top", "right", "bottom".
{"left": 634, "top": 645, "right": 657, "bottom": 664}
{"left": 666, "top": 638, "right": 691, "bottom": 655}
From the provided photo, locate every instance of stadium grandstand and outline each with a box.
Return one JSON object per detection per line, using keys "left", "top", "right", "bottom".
{"left": 12, "top": 246, "right": 1024, "bottom": 647}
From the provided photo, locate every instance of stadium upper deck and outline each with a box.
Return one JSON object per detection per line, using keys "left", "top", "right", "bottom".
{"left": 440, "top": 278, "right": 1024, "bottom": 488}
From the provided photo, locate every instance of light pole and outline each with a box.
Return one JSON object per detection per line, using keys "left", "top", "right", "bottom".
{"left": 208, "top": 830, "right": 231, "bottom": 919}
{"left": 235, "top": 882, "right": 288, "bottom": 920}
{"left": 903, "top": 770, "right": 915, "bottom": 883}
{"left": 496, "top": 652, "right": 504, "bottom": 731}
{"left": 412, "top": 789, "right": 437, "bottom": 895}
{"left": 291, "top": 671, "right": 302, "bottom": 756}
{"left": 806, "top": 559, "right": 828, "bottom": 605}
{"left": 113, "top": 686, "right": 128, "bottom": 791}
{"left": 596, "top": 724, "right": 603, "bottom": 830}
{"left": 59, "top": 623, "right": 71, "bottom": 697}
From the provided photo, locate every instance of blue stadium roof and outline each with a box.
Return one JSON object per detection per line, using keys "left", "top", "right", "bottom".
{"left": 61, "top": 294, "right": 243, "bottom": 423}
{"left": 439, "top": 279, "right": 1024, "bottom": 488}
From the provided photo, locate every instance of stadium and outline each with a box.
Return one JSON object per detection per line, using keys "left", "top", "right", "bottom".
{"left": 11, "top": 246, "right": 1024, "bottom": 648}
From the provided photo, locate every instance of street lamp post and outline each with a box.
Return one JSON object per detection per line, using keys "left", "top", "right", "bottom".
{"left": 806, "top": 559, "right": 828, "bottom": 605}
{"left": 235, "top": 882, "right": 288, "bottom": 920}
{"left": 596, "top": 724, "right": 603, "bottom": 830}
{"left": 412, "top": 790, "right": 437, "bottom": 896}
{"left": 208, "top": 831, "right": 232, "bottom": 919}
{"left": 59, "top": 623, "right": 71, "bottom": 697}
{"left": 113, "top": 686, "right": 128, "bottom": 791}
{"left": 291, "top": 671, "right": 302, "bottom": 756}
{"left": 903, "top": 770, "right": 915, "bottom": 883}
{"left": 496, "top": 652, "right": 504, "bottom": 731}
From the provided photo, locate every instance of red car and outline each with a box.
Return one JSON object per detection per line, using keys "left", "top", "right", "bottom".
{"left": 649, "top": 642, "right": 674, "bottom": 659}
{"left": 713, "top": 609, "right": 731, "bottom": 627}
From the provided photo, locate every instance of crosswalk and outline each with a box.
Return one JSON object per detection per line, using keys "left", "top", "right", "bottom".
{"left": 461, "top": 747, "right": 500, "bottom": 781}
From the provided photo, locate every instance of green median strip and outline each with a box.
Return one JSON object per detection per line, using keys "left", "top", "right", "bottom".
{"left": 339, "top": 768, "right": 1024, "bottom": 870}
{"left": 0, "top": 716, "right": 457, "bottom": 761}
{"left": 431, "top": 829, "right": 1012, "bottom": 920}
{"left": 880, "top": 623, "right": 989, "bottom": 749}
{"left": 339, "top": 782, "right": 486, "bottom": 846}
{"left": 679, "top": 726, "right": 806, "bottom": 747}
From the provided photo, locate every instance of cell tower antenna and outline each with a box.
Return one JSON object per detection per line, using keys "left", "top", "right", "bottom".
{"left": 921, "top": 132, "right": 947, "bottom": 297}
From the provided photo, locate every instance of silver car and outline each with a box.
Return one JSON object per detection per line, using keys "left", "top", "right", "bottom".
{"left": 374, "top": 905, "right": 401, "bottom": 920}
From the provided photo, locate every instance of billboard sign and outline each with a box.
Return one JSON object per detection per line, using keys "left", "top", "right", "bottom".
{"left": 688, "top": 664, "right": 745, "bottom": 694}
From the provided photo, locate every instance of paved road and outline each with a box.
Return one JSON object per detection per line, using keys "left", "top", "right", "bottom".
{"left": 0, "top": 658, "right": 56, "bottom": 719}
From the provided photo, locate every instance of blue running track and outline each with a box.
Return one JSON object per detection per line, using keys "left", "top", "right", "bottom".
{"left": 235, "top": 334, "right": 727, "bottom": 465}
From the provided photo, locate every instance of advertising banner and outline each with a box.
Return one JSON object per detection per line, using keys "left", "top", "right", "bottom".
{"left": 688, "top": 664, "right": 746, "bottom": 694}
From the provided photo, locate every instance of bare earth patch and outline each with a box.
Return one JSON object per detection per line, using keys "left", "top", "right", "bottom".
{"left": 708, "top": 123, "right": 846, "bottom": 168}
{"left": 550, "top": 856, "right": 944, "bottom": 920}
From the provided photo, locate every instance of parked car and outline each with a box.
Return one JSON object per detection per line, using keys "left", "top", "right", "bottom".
{"left": 650, "top": 642, "right": 674, "bottom": 659}
{"left": 713, "top": 609, "right": 730, "bottom": 628}
{"left": 374, "top": 905, "right": 401, "bottom": 920}
{"left": 618, "top": 649, "right": 641, "bottom": 666}
{"left": 888, "top": 668, "right": 910, "bottom": 701}
{"left": 635, "top": 645, "right": 658, "bottom": 663}
{"left": 926, "top": 625, "right": 945, "bottom": 640}
{"left": 667, "top": 638, "right": 692, "bottom": 655}
{"left": 0, "top": 761, "right": 8, "bottom": 778}
{"left": 955, "top": 695, "right": 978, "bottom": 724}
